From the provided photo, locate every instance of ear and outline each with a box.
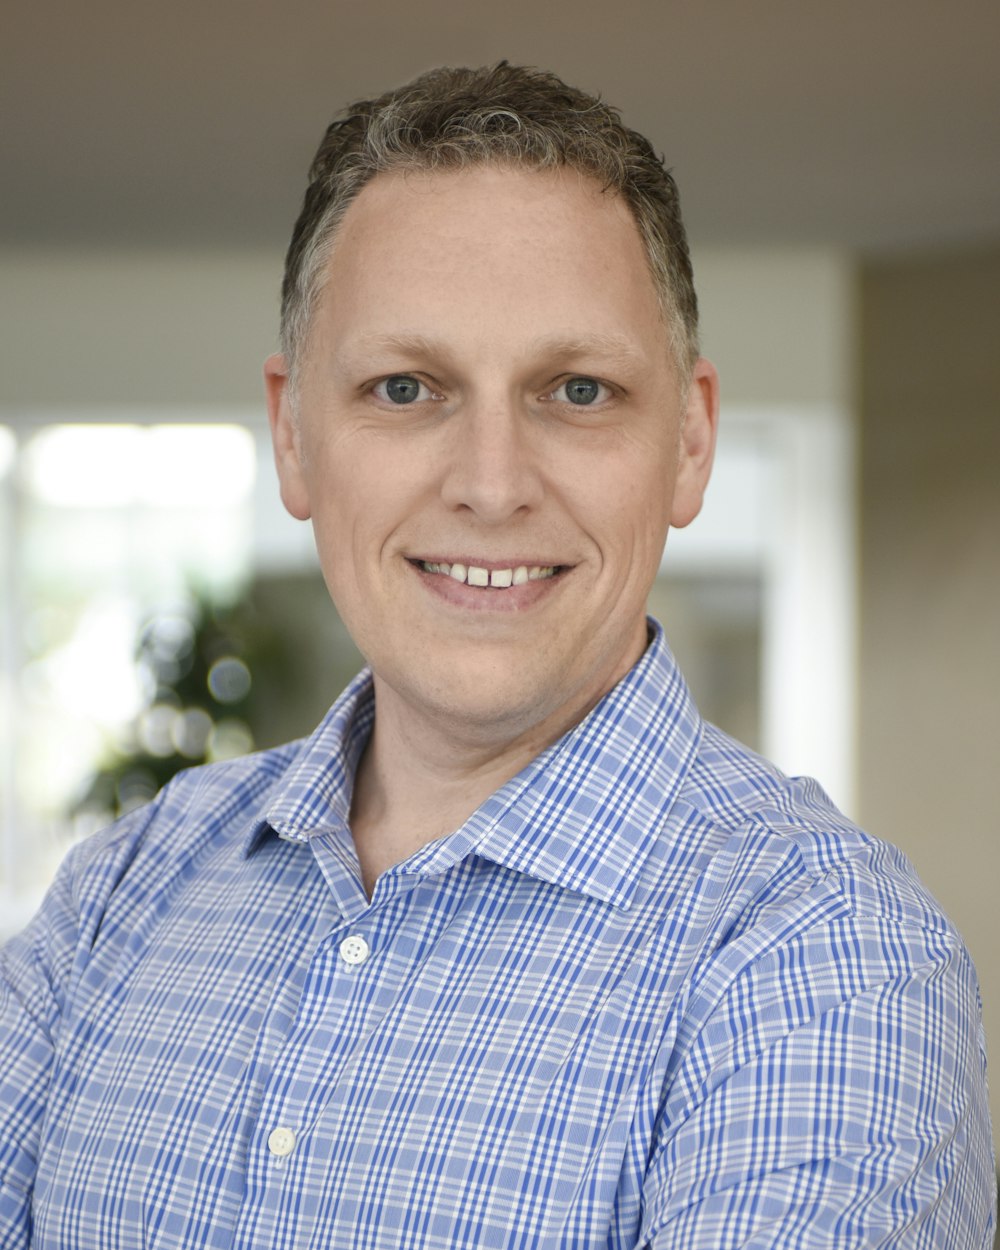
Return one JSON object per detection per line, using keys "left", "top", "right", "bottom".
{"left": 264, "top": 352, "right": 312, "bottom": 521}
{"left": 670, "top": 356, "right": 719, "bottom": 529}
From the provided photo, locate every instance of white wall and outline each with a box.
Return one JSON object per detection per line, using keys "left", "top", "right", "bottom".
{"left": 695, "top": 246, "right": 856, "bottom": 407}
{"left": 0, "top": 247, "right": 280, "bottom": 407}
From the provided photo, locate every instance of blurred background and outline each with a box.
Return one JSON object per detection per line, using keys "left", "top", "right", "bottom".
{"left": 1, "top": 0, "right": 998, "bottom": 1150}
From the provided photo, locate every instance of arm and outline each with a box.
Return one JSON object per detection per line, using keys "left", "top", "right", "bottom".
{"left": 641, "top": 918, "right": 996, "bottom": 1248}
{"left": 0, "top": 868, "right": 79, "bottom": 1249}
{"left": 0, "top": 803, "right": 158, "bottom": 1249}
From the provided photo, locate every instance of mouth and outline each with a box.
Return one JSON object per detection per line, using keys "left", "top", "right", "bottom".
{"left": 409, "top": 559, "right": 563, "bottom": 588}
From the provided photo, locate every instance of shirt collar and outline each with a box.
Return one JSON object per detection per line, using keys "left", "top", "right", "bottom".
{"left": 245, "top": 619, "right": 702, "bottom": 911}
{"left": 242, "top": 666, "right": 375, "bottom": 856}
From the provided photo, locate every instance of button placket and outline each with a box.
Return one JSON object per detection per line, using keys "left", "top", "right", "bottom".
{"left": 251, "top": 922, "right": 383, "bottom": 1186}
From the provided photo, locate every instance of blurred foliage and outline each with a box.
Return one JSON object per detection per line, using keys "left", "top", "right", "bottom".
{"left": 74, "top": 589, "right": 280, "bottom": 823}
{"left": 72, "top": 573, "right": 366, "bottom": 828}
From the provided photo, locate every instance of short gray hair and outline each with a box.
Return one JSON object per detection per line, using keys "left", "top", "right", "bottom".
{"left": 280, "top": 62, "right": 699, "bottom": 385}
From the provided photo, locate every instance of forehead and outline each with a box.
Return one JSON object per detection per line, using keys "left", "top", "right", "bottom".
{"left": 312, "top": 165, "right": 667, "bottom": 357}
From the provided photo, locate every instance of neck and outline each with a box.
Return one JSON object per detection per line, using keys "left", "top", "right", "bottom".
{"left": 348, "top": 676, "right": 590, "bottom": 895}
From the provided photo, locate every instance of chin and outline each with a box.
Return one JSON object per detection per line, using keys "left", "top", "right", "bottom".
{"left": 386, "top": 659, "right": 564, "bottom": 740}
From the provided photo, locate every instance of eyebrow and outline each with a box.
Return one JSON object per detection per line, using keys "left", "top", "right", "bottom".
{"left": 342, "top": 331, "right": 649, "bottom": 369}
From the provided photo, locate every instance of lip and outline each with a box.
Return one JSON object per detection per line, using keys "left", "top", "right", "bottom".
{"left": 407, "top": 557, "right": 570, "bottom": 613}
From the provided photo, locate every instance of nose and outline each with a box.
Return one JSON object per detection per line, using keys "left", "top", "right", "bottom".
{"left": 439, "top": 396, "right": 544, "bottom": 523}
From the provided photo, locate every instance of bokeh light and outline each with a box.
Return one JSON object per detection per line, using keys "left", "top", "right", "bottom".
{"left": 207, "top": 656, "right": 252, "bottom": 704}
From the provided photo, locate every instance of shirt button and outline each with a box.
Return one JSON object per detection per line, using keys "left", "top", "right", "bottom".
{"left": 339, "top": 934, "right": 370, "bottom": 966}
{"left": 267, "top": 1126, "right": 296, "bottom": 1158}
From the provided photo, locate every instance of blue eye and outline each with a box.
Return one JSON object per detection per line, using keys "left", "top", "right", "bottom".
{"left": 553, "top": 377, "right": 608, "bottom": 405}
{"left": 375, "top": 375, "right": 429, "bottom": 404}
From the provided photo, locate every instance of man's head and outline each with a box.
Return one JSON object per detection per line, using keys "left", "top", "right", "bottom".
{"left": 280, "top": 62, "right": 700, "bottom": 391}
{"left": 267, "top": 67, "right": 718, "bottom": 753}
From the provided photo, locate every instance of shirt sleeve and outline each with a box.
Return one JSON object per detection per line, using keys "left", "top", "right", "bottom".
{"left": 0, "top": 865, "right": 81, "bottom": 1248}
{"left": 0, "top": 804, "right": 156, "bottom": 1250}
{"left": 640, "top": 915, "right": 997, "bottom": 1249}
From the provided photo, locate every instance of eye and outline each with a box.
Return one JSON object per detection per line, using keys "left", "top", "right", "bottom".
{"left": 549, "top": 376, "right": 612, "bottom": 406}
{"left": 372, "top": 374, "right": 436, "bottom": 405}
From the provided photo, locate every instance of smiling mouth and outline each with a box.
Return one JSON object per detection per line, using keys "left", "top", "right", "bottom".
{"left": 412, "top": 560, "right": 562, "bottom": 588}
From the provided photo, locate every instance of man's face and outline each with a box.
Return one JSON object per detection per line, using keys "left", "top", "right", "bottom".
{"left": 267, "top": 166, "right": 717, "bottom": 748}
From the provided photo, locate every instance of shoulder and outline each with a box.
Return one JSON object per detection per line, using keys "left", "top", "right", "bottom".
{"left": 13, "top": 741, "right": 305, "bottom": 969}
{"left": 76, "top": 741, "right": 301, "bottom": 871}
{"left": 676, "top": 720, "right": 948, "bottom": 935}
{"left": 642, "top": 719, "right": 975, "bottom": 1059}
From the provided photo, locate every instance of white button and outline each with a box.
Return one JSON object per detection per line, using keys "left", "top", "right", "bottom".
{"left": 339, "top": 934, "right": 370, "bottom": 966}
{"left": 267, "top": 1126, "right": 296, "bottom": 1157}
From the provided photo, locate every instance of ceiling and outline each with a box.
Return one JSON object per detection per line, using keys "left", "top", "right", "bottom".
{"left": 3, "top": 0, "right": 998, "bottom": 255}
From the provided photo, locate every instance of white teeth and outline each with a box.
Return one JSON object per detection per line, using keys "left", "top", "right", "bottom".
{"left": 419, "top": 560, "right": 557, "bottom": 586}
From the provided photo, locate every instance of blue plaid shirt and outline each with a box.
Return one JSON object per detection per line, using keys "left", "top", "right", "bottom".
{"left": 1, "top": 621, "right": 994, "bottom": 1248}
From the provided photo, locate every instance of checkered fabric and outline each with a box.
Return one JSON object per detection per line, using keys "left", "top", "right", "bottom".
{"left": 1, "top": 621, "right": 995, "bottom": 1248}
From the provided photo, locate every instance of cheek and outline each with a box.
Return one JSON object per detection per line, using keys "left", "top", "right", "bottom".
{"left": 305, "top": 478, "right": 364, "bottom": 586}
{"left": 306, "top": 456, "right": 409, "bottom": 584}
{"left": 604, "top": 478, "right": 674, "bottom": 595}
{"left": 588, "top": 461, "right": 673, "bottom": 544}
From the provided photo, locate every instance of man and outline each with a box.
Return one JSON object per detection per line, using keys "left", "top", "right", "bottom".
{"left": 0, "top": 63, "right": 994, "bottom": 1248}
